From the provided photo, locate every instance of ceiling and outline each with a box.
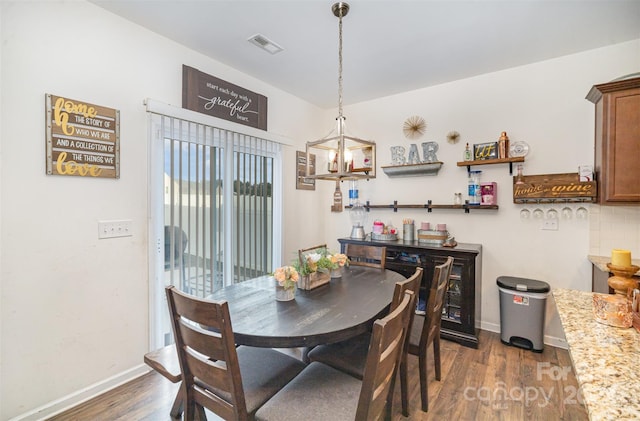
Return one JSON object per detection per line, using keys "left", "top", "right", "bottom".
{"left": 90, "top": 0, "right": 640, "bottom": 109}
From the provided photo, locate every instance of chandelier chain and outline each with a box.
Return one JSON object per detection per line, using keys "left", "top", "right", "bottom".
{"left": 338, "top": 7, "right": 344, "bottom": 118}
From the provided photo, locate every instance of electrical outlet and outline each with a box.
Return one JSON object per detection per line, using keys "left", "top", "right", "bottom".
{"left": 541, "top": 219, "right": 558, "bottom": 231}
{"left": 98, "top": 219, "right": 133, "bottom": 239}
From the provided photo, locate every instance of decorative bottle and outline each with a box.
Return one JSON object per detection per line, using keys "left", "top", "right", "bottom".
{"left": 333, "top": 183, "right": 342, "bottom": 208}
{"left": 463, "top": 143, "right": 472, "bottom": 161}
{"left": 348, "top": 180, "right": 359, "bottom": 206}
{"left": 468, "top": 171, "right": 481, "bottom": 205}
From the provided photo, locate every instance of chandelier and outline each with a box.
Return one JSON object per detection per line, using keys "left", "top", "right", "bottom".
{"left": 302, "top": 2, "right": 376, "bottom": 182}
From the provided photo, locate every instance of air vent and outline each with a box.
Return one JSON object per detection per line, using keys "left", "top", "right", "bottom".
{"left": 248, "top": 34, "right": 284, "bottom": 55}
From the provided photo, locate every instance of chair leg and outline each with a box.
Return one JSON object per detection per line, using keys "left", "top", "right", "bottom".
{"left": 434, "top": 336, "right": 442, "bottom": 381}
{"left": 170, "top": 385, "right": 184, "bottom": 419}
{"left": 195, "top": 404, "right": 207, "bottom": 420}
{"left": 419, "top": 352, "right": 429, "bottom": 412}
{"left": 400, "top": 355, "right": 409, "bottom": 417}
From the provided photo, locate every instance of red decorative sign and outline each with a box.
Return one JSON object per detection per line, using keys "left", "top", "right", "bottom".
{"left": 182, "top": 65, "right": 267, "bottom": 131}
{"left": 45, "top": 94, "right": 120, "bottom": 178}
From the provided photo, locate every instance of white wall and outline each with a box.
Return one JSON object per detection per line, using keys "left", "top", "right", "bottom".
{"left": 0, "top": 1, "right": 325, "bottom": 419}
{"left": 324, "top": 39, "right": 640, "bottom": 346}
{"left": 1, "top": 0, "right": 638, "bottom": 418}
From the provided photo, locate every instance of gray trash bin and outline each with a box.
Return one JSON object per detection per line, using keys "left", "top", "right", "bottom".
{"left": 497, "top": 276, "right": 550, "bottom": 353}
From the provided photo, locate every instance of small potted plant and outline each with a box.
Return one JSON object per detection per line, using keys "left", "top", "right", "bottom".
{"left": 272, "top": 265, "right": 299, "bottom": 301}
{"left": 294, "top": 247, "right": 334, "bottom": 290}
{"left": 329, "top": 252, "right": 350, "bottom": 278}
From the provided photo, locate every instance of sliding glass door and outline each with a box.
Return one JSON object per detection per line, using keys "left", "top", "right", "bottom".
{"left": 148, "top": 111, "right": 281, "bottom": 348}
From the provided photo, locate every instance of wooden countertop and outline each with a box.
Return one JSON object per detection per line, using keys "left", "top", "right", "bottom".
{"left": 553, "top": 288, "right": 640, "bottom": 420}
{"left": 588, "top": 255, "right": 640, "bottom": 276}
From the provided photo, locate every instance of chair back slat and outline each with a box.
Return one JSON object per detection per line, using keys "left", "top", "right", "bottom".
{"left": 178, "top": 320, "right": 227, "bottom": 361}
{"left": 345, "top": 244, "right": 386, "bottom": 269}
{"left": 356, "top": 290, "right": 415, "bottom": 421}
{"left": 185, "top": 350, "right": 232, "bottom": 393}
{"left": 420, "top": 257, "right": 454, "bottom": 349}
{"left": 166, "top": 285, "right": 249, "bottom": 421}
{"left": 391, "top": 267, "right": 422, "bottom": 310}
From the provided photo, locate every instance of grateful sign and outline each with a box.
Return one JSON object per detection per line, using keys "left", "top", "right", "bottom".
{"left": 182, "top": 65, "right": 268, "bottom": 131}
{"left": 45, "top": 94, "right": 120, "bottom": 179}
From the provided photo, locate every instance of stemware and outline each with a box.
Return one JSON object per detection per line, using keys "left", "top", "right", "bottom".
{"left": 533, "top": 208, "right": 544, "bottom": 219}
{"left": 576, "top": 207, "right": 588, "bottom": 219}
{"left": 547, "top": 208, "right": 559, "bottom": 219}
{"left": 520, "top": 208, "right": 531, "bottom": 220}
{"left": 561, "top": 206, "right": 573, "bottom": 220}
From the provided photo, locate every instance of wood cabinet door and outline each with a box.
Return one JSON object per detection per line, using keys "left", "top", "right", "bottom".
{"left": 598, "top": 86, "right": 640, "bottom": 203}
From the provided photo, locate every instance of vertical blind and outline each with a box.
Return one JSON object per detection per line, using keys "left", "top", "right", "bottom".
{"left": 152, "top": 113, "right": 279, "bottom": 298}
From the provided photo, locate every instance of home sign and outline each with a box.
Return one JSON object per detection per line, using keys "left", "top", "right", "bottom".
{"left": 45, "top": 94, "right": 120, "bottom": 179}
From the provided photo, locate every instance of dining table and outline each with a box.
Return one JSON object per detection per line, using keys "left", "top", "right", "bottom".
{"left": 207, "top": 266, "right": 406, "bottom": 348}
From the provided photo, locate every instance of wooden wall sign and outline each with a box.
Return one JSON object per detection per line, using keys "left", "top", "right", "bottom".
{"left": 513, "top": 172, "right": 597, "bottom": 203}
{"left": 45, "top": 94, "right": 120, "bottom": 179}
{"left": 182, "top": 65, "right": 267, "bottom": 131}
{"left": 296, "top": 151, "right": 316, "bottom": 190}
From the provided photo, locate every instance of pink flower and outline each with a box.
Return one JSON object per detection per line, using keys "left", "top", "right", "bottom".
{"left": 273, "top": 265, "right": 299, "bottom": 289}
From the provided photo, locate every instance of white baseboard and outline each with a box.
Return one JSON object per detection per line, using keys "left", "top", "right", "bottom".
{"left": 479, "top": 322, "right": 568, "bottom": 350}
{"left": 9, "top": 364, "right": 150, "bottom": 421}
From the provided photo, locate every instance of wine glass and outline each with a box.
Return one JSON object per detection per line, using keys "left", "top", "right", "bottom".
{"left": 533, "top": 208, "right": 544, "bottom": 219}
{"left": 576, "top": 207, "right": 588, "bottom": 219}
{"left": 547, "top": 208, "right": 558, "bottom": 219}
{"left": 520, "top": 208, "right": 531, "bottom": 220}
{"left": 561, "top": 206, "right": 573, "bottom": 220}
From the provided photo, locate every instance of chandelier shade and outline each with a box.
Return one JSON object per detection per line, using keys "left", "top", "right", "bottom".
{"left": 302, "top": 2, "right": 376, "bottom": 182}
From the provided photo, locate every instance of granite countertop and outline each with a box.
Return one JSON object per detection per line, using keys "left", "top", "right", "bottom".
{"left": 588, "top": 255, "right": 640, "bottom": 275}
{"left": 553, "top": 288, "right": 640, "bottom": 420}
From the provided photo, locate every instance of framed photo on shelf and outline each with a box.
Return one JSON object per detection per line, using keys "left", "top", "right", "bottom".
{"left": 296, "top": 150, "right": 316, "bottom": 190}
{"left": 473, "top": 142, "right": 498, "bottom": 160}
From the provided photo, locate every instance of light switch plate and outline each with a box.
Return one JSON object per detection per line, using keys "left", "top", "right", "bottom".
{"left": 98, "top": 219, "right": 133, "bottom": 239}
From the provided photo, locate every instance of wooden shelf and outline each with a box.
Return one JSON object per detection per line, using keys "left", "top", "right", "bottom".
{"left": 346, "top": 200, "right": 498, "bottom": 214}
{"left": 457, "top": 156, "right": 525, "bottom": 174}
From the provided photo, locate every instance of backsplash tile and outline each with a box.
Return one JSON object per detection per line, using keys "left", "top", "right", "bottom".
{"left": 590, "top": 205, "right": 640, "bottom": 257}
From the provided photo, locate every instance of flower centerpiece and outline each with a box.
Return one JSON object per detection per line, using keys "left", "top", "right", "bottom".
{"left": 294, "top": 247, "right": 335, "bottom": 290}
{"left": 329, "top": 252, "right": 350, "bottom": 278}
{"left": 273, "top": 265, "right": 299, "bottom": 301}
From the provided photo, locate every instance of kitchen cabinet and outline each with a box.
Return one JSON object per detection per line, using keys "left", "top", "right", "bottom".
{"left": 587, "top": 76, "right": 640, "bottom": 204}
{"left": 338, "top": 238, "right": 482, "bottom": 348}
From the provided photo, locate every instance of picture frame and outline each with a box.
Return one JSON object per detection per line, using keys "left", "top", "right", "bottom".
{"left": 296, "top": 150, "right": 316, "bottom": 190}
{"left": 473, "top": 142, "right": 499, "bottom": 160}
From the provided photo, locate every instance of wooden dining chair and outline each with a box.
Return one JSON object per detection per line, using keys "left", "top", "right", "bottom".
{"left": 143, "top": 344, "right": 184, "bottom": 419}
{"left": 254, "top": 289, "right": 416, "bottom": 421}
{"left": 165, "top": 285, "right": 306, "bottom": 421}
{"left": 345, "top": 243, "right": 386, "bottom": 269}
{"left": 307, "top": 266, "right": 423, "bottom": 378}
{"left": 401, "top": 256, "right": 454, "bottom": 413}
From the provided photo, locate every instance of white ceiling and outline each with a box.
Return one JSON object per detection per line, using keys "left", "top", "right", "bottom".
{"left": 90, "top": 0, "right": 640, "bottom": 109}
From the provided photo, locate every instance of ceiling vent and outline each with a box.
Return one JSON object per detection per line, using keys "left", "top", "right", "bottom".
{"left": 247, "top": 34, "right": 284, "bottom": 55}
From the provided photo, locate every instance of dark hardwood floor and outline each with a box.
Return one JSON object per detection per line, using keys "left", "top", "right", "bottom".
{"left": 48, "top": 330, "right": 588, "bottom": 420}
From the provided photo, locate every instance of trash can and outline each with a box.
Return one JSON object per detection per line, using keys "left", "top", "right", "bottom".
{"left": 497, "top": 276, "right": 550, "bottom": 353}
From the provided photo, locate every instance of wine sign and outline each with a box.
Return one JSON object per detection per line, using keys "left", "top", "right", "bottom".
{"left": 182, "top": 65, "right": 267, "bottom": 130}
{"left": 45, "top": 94, "right": 120, "bottom": 179}
{"left": 513, "top": 172, "right": 597, "bottom": 203}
